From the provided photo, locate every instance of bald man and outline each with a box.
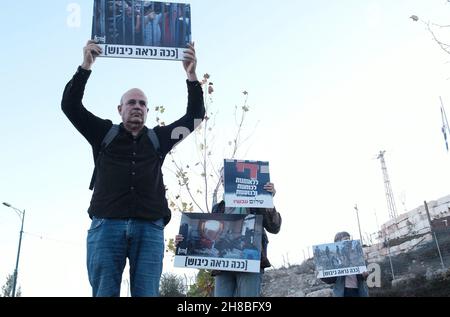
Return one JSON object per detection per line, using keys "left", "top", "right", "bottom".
{"left": 61, "top": 40, "right": 205, "bottom": 297}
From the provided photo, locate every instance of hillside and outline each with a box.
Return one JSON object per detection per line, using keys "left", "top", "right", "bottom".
{"left": 261, "top": 234, "right": 450, "bottom": 297}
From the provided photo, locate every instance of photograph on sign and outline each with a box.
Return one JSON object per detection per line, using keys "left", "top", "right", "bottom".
{"left": 313, "top": 239, "right": 367, "bottom": 278}
{"left": 175, "top": 212, "right": 263, "bottom": 273}
{"left": 91, "top": 0, "right": 191, "bottom": 60}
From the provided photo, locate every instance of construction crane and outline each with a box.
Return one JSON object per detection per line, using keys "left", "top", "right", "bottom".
{"left": 376, "top": 150, "right": 398, "bottom": 220}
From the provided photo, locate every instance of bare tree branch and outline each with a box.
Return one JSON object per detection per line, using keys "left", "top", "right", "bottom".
{"left": 426, "top": 21, "right": 450, "bottom": 55}
{"left": 155, "top": 74, "right": 257, "bottom": 214}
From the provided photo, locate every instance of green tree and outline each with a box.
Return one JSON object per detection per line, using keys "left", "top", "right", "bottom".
{"left": 1, "top": 273, "right": 22, "bottom": 297}
{"left": 186, "top": 269, "right": 214, "bottom": 297}
{"left": 159, "top": 273, "right": 186, "bottom": 297}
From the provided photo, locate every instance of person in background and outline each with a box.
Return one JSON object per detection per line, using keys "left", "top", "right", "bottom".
{"left": 175, "top": 168, "right": 281, "bottom": 297}
{"left": 321, "top": 231, "right": 369, "bottom": 297}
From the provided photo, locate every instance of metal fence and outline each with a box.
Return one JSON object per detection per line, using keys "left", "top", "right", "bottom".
{"left": 294, "top": 223, "right": 450, "bottom": 296}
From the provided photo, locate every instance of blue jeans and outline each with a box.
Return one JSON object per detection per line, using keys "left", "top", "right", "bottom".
{"left": 87, "top": 217, "right": 164, "bottom": 297}
{"left": 214, "top": 271, "right": 262, "bottom": 297}
{"left": 344, "top": 287, "right": 360, "bottom": 297}
{"left": 332, "top": 275, "right": 369, "bottom": 297}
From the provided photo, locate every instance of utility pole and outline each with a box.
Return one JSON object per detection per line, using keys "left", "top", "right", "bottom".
{"left": 354, "top": 204, "right": 364, "bottom": 245}
{"left": 385, "top": 230, "right": 395, "bottom": 281}
{"left": 424, "top": 201, "right": 445, "bottom": 269}
{"left": 376, "top": 150, "right": 398, "bottom": 220}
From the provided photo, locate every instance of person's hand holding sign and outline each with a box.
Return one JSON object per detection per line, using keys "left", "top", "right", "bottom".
{"left": 264, "top": 182, "right": 276, "bottom": 197}
{"left": 81, "top": 40, "right": 102, "bottom": 70}
{"left": 183, "top": 42, "right": 198, "bottom": 82}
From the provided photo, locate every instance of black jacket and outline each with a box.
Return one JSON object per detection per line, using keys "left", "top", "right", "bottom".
{"left": 61, "top": 66, "right": 205, "bottom": 224}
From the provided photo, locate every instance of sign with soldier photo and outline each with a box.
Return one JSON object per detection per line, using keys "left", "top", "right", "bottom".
{"left": 91, "top": 0, "right": 191, "bottom": 60}
{"left": 313, "top": 240, "right": 367, "bottom": 278}
{"left": 174, "top": 212, "right": 263, "bottom": 273}
{"left": 223, "top": 159, "right": 273, "bottom": 209}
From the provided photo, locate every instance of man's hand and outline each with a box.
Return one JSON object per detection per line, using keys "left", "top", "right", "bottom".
{"left": 183, "top": 42, "right": 198, "bottom": 81}
{"left": 81, "top": 40, "right": 102, "bottom": 70}
{"left": 264, "top": 182, "right": 276, "bottom": 197}
{"left": 174, "top": 234, "right": 184, "bottom": 246}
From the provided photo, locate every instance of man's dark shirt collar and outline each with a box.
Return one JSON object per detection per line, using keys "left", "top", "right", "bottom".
{"left": 118, "top": 122, "right": 148, "bottom": 139}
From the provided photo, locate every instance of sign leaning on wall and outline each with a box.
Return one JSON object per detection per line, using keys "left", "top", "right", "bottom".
{"left": 91, "top": 0, "right": 191, "bottom": 60}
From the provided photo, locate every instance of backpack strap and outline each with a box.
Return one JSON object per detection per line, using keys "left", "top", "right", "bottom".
{"left": 101, "top": 124, "right": 120, "bottom": 149}
{"left": 146, "top": 128, "right": 161, "bottom": 158}
{"left": 89, "top": 124, "right": 120, "bottom": 190}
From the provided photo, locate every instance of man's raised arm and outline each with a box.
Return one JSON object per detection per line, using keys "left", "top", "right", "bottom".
{"left": 61, "top": 40, "right": 109, "bottom": 146}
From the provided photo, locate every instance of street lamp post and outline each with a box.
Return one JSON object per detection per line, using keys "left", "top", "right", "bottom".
{"left": 2, "top": 202, "right": 25, "bottom": 297}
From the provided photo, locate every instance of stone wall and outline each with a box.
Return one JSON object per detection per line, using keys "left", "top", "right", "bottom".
{"left": 260, "top": 194, "right": 450, "bottom": 297}
{"left": 364, "top": 194, "right": 450, "bottom": 264}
